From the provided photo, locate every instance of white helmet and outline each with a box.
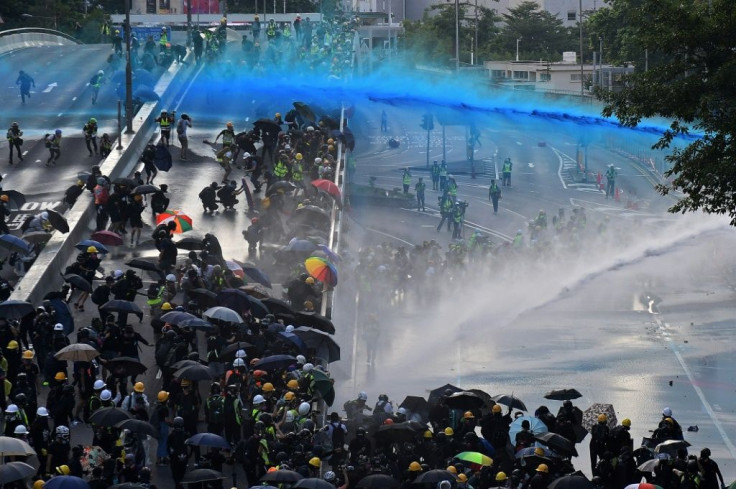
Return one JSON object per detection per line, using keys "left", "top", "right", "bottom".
{"left": 37, "top": 407, "right": 49, "bottom": 417}
{"left": 253, "top": 395, "right": 266, "bottom": 405}
{"left": 54, "top": 323, "right": 64, "bottom": 331}
{"left": 100, "top": 389, "right": 112, "bottom": 401}
{"left": 285, "top": 411, "right": 295, "bottom": 422}
{"left": 314, "top": 158, "right": 322, "bottom": 165}
{"left": 397, "top": 407, "right": 407, "bottom": 415}
{"left": 663, "top": 407, "right": 672, "bottom": 417}
{"left": 98, "top": 70, "right": 104, "bottom": 76}
{"left": 40, "top": 212, "right": 49, "bottom": 220}
{"left": 93, "top": 380, "right": 106, "bottom": 390}
{"left": 324, "top": 471, "right": 336, "bottom": 482}
{"left": 56, "top": 425, "right": 70, "bottom": 440}
{"left": 296, "top": 355, "right": 306, "bottom": 365}
{"left": 358, "top": 391, "right": 368, "bottom": 401}
{"left": 302, "top": 363, "right": 314, "bottom": 372}
{"left": 242, "top": 152, "right": 251, "bottom": 159}
{"left": 5, "top": 404, "right": 18, "bottom": 414}
{"left": 235, "top": 349, "right": 247, "bottom": 359}
{"left": 166, "top": 274, "right": 176, "bottom": 282}
{"left": 298, "top": 402, "right": 310, "bottom": 416}
{"left": 14, "top": 425, "right": 28, "bottom": 435}
{"left": 233, "top": 358, "right": 246, "bottom": 367}
{"left": 285, "top": 325, "right": 294, "bottom": 333}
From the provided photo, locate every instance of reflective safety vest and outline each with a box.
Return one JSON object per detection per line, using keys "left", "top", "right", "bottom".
{"left": 282, "top": 25, "right": 291, "bottom": 38}
{"left": 274, "top": 161, "right": 288, "bottom": 178}
{"left": 402, "top": 172, "right": 411, "bottom": 185}
{"left": 453, "top": 208, "right": 463, "bottom": 223}
{"left": 267, "top": 24, "right": 276, "bottom": 37}
{"left": 291, "top": 163, "right": 303, "bottom": 182}
{"left": 432, "top": 164, "right": 440, "bottom": 177}
{"left": 221, "top": 129, "right": 235, "bottom": 146}
{"left": 159, "top": 117, "right": 171, "bottom": 130}
{"left": 448, "top": 181, "right": 457, "bottom": 196}
{"left": 159, "top": 31, "right": 168, "bottom": 46}
{"left": 441, "top": 199, "right": 453, "bottom": 214}
{"left": 503, "top": 161, "right": 512, "bottom": 173}
{"left": 439, "top": 166, "right": 448, "bottom": 177}
{"left": 147, "top": 285, "right": 165, "bottom": 306}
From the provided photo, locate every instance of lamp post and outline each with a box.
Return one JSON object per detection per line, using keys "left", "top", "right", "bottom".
{"left": 21, "top": 13, "right": 57, "bottom": 30}
{"left": 516, "top": 37, "right": 521, "bottom": 61}
{"left": 579, "top": 0, "right": 584, "bottom": 97}
{"left": 455, "top": 0, "right": 460, "bottom": 72}
{"left": 124, "top": 0, "right": 133, "bottom": 134}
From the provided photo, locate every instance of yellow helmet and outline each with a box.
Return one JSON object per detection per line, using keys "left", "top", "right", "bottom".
{"left": 0, "top": 195, "right": 8, "bottom": 203}
{"left": 7, "top": 340, "right": 19, "bottom": 350}
{"left": 33, "top": 481, "right": 45, "bottom": 489}
{"left": 275, "top": 113, "right": 281, "bottom": 119}
{"left": 134, "top": 382, "right": 145, "bottom": 393}
{"left": 622, "top": 418, "right": 631, "bottom": 427}
{"left": 295, "top": 153, "right": 303, "bottom": 160}
{"left": 262, "top": 382, "right": 275, "bottom": 392}
{"left": 284, "top": 391, "right": 296, "bottom": 401}
{"left": 423, "top": 430, "right": 433, "bottom": 439}
{"left": 328, "top": 144, "right": 335, "bottom": 151}
{"left": 457, "top": 474, "right": 468, "bottom": 483}
{"left": 305, "top": 277, "right": 315, "bottom": 285}
{"left": 87, "top": 246, "right": 98, "bottom": 253}
{"left": 327, "top": 138, "right": 334, "bottom": 145}
{"left": 161, "top": 302, "right": 173, "bottom": 311}
{"left": 536, "top": 464, "right": 549, "bottom": 473}
{"left": 446, "top": 466, "right": 457, "bottom": 475}
{"left": 308, "top": 457, "right": 321, "bottom": 468}
{"left": 444, "top": 427, "right": 454, "bottom": 436}
{"left": 287, "top": 379, "right": 299, "bottom": 390}
{"left": 598, "top": 413, "right": 607, "bottom": 423}
{"left": 22, "top": 350, "right": 35, "bottom": 359}
{"left": 408, "top": 461, "right": 422, "bottom": 472}
{"left": 534, "top": 447, "right": 545, "bottom": 456}
{"left": 492, "top": 404, "right": 502, "bottom": 413}
{"left": 496, "top": 472, "right": 507, "bottom": 482}
{"left": 158, "top": 391, "right": 170, "bottom": 402}
{"left": 55, "top": 372, "right": 67, "bottom": 381}
{"left": 56, "top": 465, "right": 71, "bottom": 475}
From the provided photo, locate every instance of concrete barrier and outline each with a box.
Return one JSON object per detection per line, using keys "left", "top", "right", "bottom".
{"left": 9, "top": 55, "right": 195, "bottom": 306}
{"left": 0, "top": 30, "right": 79, "bottom": 56}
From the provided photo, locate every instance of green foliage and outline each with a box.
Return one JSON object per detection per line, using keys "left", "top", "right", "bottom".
{"left": 596, "top": 0, "right": 736, "bottom": 224}
{"left": 0, "top": 0, "right": 112, "bottom": 41}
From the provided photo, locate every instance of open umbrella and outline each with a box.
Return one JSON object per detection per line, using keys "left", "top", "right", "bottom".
{"left": 126, "top": 258, "right": 163, "bottom": 276}
{"left": 414, "top": 470, "right": 456, "bottom": 485}
{"left": 75, "top": 240, "right": 109, "bottom": 254}
{"left": 216, "top": 288, "right": 253, "bottom": 315}
{"left": 132, "top": 184, "right": 160, "bottom": 195}
{"left": 242, "top": 264, "right": 272, "bottom": 288}
{"left": 253, "top": 118, "right": 282, "bottom": 135}
{"left": 174, "top": 236, "right": 204, "bottom": 250}
{"left": 311, "top": 179, "right": 341, "bottom": 200}
{"left": 179, "top": 317, "right": 214, "bottom": 331}
{"left": 254, "top": 354, "right": 297, "bottom": 371}
{"left": 399, "top": 396, "right": 429, "bottom": 420}
{"left": 113, "top": 178, "right": 138, "bottom": 188}
{"left": 544, "top": 389, "right": 583, "bottom": 401}
{"left": 204, "top": 306, "right": 243, "bottom": 324}
{"left": 548, "top": 475, "right": 594, "bottom": 489}
{"left": 356, "top": 474, "right": 399, "bottom": 489}
{"left": 266, "top": 181, "right": 296, "bottom": 197}
{"left": 55, "top": 343, "right": 99, "bottom": 362}
{"left": 509, "top": 416, "right": 548, "bottom": 447}
{"left": 277, "top": 331, "right": 307, "bottom": 353}
{"left": 534, "top": 432, "right": 577, "bottom": 456}
{"left": 293, "top": 205, "right": 331, "bottom": 227}
{"left": 305, "top": 256, "right": 338, "bottom": 287}
{"left": 624, "top": 484, "right": 664, "bottom": 489}
{"left": 294, "top": 478, "right": 334, "bottom": 489}
{"left": 261, "top": 297, "right": 293, "bottom": 316}
{"left": 219, "top": 341, "right": 256, "bottom": 361}
{"left": 428, "top": 384, "right": 463, "bottom": 405}
{"left": 88, "top": 407, "right": 132, "bottom": 427}
{"left": 115, "top": 419, "right": 159, "bottom": 439}
{"left": 0, "top": 234, "right": 32, "bottom": 254}
{"left": 45, "top": 209, "right": 69, "bottom": 233}
{"left": 454, "top": 451, "right": 493, "bottom": 467}
{"left": 310, "top": 369, "right": 335, "bottom": 406}
{"left": 161, "top": 311, "right": 198, "bottom": 326}
{"left": 293, "top": 101, "right": 316, "bottom": 122}
{"left": 104, "top": 357, "right": 147, "bottom": 376}
{"left": 63, "top": 274, "right": 93, "bottom": 293}
{"left": 223, "top": 260, "right": 245, "bottom": 280}
{"left": 174, "top": 363, "right": 214, "bottom": 381}
{"left": 100, "top": 300, "right": 143, "bottom": 321}
{"left": 492, "top": 394, "right": 527, "bottom": 411}
{"left": 638, "top": 454, "right": 670, "bottom": 473}
{"left": 156, "top": 210, "right": 193, "bottom": 233}
{"left": 182, "top": 469, "right": 224, "bottom": 484}
{"left": 0, "top": 300, "right": 35, "bottom": 319}
{"left": 374, "top": 420, "right": 425, "bottom": 444}
{"left": 293, "top": 326, "right": 340, "bottom": 363}
{"left": 90, "top": 230, "right": 124, "bottom": 246}
{"left": 582, "top": 403, "right": 617, "bottom": 431}
{"left": 186, "top": 433, "right": 231, "bottom": 449}
{"left": 285, "top": 239, "right": 318, "bottom": 253}
{"left": 515, "top": 446, "right": 554, "bottom": 459}
{"left": 261, "top": 470, "right": 304, "bottom": 484}
{"left": 294, "top": 311, "right": 335, "bottom": 335}
{"left": 0, "top": 436, "right": 36, "bottom": 456}
{"left": 22, "top": 231, "right": 52, "bottom": 244}
{"left": 319, "top": 115, "right": 340, "bottom": 130}
{"left": 133, "top": 87, "right": 159, "bottom": 102}
{"left": 241, "top": 284, "right": 272, "bottom": 299}
{"left": 445, "top": 391, "right": 486, "bottom": 410}
{"left": 655, "top": 439, "right": 691, "bottom": 455}
{"left": 1, "top": 190, "right": 26, "bottom": 210}
{"left": 154, "top": 144, "right": 172, "bottom": 172}
{"left": 44, "top": 475, "right": 90, "bottom": 489}
{"left": 0, "top": 461, "right": 36, "bottom": 484}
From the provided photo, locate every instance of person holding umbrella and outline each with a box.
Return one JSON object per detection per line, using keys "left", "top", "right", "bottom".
{"left": 72, "top": 246, "right": 101, "bottom": 312}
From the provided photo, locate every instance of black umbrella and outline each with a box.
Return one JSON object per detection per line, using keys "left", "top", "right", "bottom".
{"left": 468, "top": 388, "right": 496, "bottom": 409}
{"left": 428, "top": 383, "right": 462, "bottom": 405}
{"left": 63, "top": 273, "right": 93, "bottom": 293}
{"left": 293, "top": 101, "right": 316, "bottom": 122}
{"left": 292, "top": 205, "right": 331, "bottom": 225}
{"left": 132, "top": 184, "right": 159, "bottom": 195}
{"left": 0, "top": 300, "right": 35, "bottom": 319}
{"left": 46, "top": 209, "right": 69, "bottom": 233}
{"left": 116, "top": 419, "right": 159, "bottom": 439}
{"left": 100, "top": 300, "right": 143, "bottom": 321}
{"left": 548, "top": 475, "right": 594, "bottom": 489}
{"left": 253, "top": 118, "right": 282, "bottom": 135}
{"left": 293, "top": 326, "right": 340, "bottom": 363}
{"left": 242, "top": 264, "right": 272, "bottom": 288}
{"left": 319, "top": 115, "right": 340, "bottom": 130}
{"left": 179, "top": 317, "right": 214, "bottom": 331}
{"left": 174, "top": 363, "right": 214, "bottom": 381}
{"left": 400, "top": 396, "right": 430, "bottom": 419}
{"left": 534, "top": 432, "right": 577, "bottom": 456}
{"left": 445, "top": 391, "right": 486, "bottom": 410}
{"left": 294, "top": 311, "right": 335, "bottom": 335}
{"left": 1, "top": 190, "right": 26, "bottom": 210}
{"left": 266, "top": 181, "right": 296, "bottom": 197}
{"left": 22, "top": 231, "right": 52, "bottom": 244}
{"left": 0, "top": 461, "right": 36, "bottom": 484}
{"left": 0, "top": 234, "right": 32, "bottom": 255}
{"left": 492, "top": 394, "right": 527, "bottom": 411}
{"left": 161, "top": 311, "right": 198, "bottom": 326}
{"left": 544, "top": 389, "right": 583, "bottom": 401}
{"left": 113, "top": 177, "right": 138, "bottom": 188}
{"left": 104, "top": 356, "right": 147, "bottom": 376}
{"left": 217, "top": 288, "right": 253, "bottom": 315}
{"left": 154, "top": 144, "right": 173, "bottom": 172}
{"left": 187, "top": 288, "right": 219, "bottom": 308}
{"left": 219, "top": 341, "right": 256, "bottom": 361}
{"left": 260, "top": 470, "right": 304, "bottom": 484}
{"left": 374, "top": 420, "right": 425, "bottom": 444}
{"left": 88, "top": 407, "right": 132, "bottom": 427}
{"left": 356, "top": 474, "right": 399, "bottom": 489}
{"left": 261, "top": 297, "right": 293, "bottom": 316}
{"left": 181, "top": 468, "right": 224, "bottom": 484}
{"left": 254, "top": 354, "right": 297, "bottom": 371}
{"left": 414, "top": 469, "right": 456, "bottom": 485}
{"left": 126, "top": 258, "right": 163, "bottom": 276}
{"left": 175, "top": 236, "right": 204, "bottom": 250}
{"left": 294, "top": 478, "right": 334, "bottom": 489}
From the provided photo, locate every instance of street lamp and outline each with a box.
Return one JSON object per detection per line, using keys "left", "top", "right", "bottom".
{"left": 21, "top": 13, "right": 57, "bottom": 30}
{"left": 516, "top": 37, "right": 522, "bottom": 62}
{"left": 455, "top": 0, "right": 460, "bottom": 72}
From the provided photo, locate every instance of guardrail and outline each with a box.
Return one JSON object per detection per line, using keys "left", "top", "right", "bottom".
{"left": 9, "top": 54, "right": 196, "bottom": 305}
{"left": 0, "top": 28, "right": 80, "bottom": 56}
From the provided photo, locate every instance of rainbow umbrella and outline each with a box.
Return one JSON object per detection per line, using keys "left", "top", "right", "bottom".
{"left": 304, "top": 256, "right": 338, "bottom": 287}
{"left": 156, "top": 210, "right": 193, "bottom": 233}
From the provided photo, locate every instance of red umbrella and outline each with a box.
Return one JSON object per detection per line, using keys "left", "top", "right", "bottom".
{"left": 90, "top": 230, "right": 124, "bottom": 246}
{"left": 310, "top": 179, "right": 341, "bottom": 200}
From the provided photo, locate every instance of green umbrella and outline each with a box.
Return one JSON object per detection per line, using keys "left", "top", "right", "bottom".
{"left": 310, "top": 369, "right": 335, "bottom": 406}
{"left": 454, "top": 451, "right": 493, "bottom": 466}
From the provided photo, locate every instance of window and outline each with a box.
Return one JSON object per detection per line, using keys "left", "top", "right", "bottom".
{"left": 540, "top": 73, "right": 551, "bottom": 82}
{"left": 491, "top": 70, "right": 506, "bottom": 79}
{"left": 568, "top": 11, "right": 577, "bottom": 21}
{"left": 512, "top": 71, "right": 529, "bottom": 80}
{"left": 570, "top": 73, "right": 592, "bottom": 82}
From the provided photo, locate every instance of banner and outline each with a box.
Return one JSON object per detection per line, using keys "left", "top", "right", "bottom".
{"left": 183, "top": 0, "right": 220, "bottom": 14}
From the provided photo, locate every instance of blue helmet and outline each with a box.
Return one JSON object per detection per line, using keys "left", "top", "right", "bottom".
{"left": 55, "top": 129, "right": 62, "bottom": 135}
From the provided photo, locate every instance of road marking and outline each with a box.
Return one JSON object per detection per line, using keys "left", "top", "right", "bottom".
{"left": 174, "top": 62, "right": 206, "bottom": 112}
{"left": 42, "top": 82, "right": 58, "bottom": 93}
{"left": 516, "top": 141, "right": 522, "bottom": 145}
{"left": 72, "top": 97, "right": 77, "bottom": 101}
{"left": 654, "top": 317, "right": 736, "bottom": 460}
{"left": 35, "top": 160, "right": 42, "bottom": 163}
{"left": 528, "top": 163, "right": 535, "bottom": 168}
{"left": 22, "top": 151, "right": 28, "bottom": 156}
{"left": 365, "top": 227, "right": 414, "bottom": 246}
{"left": 57, "top": 113, "right": 63, "bottom": 117}
{"left": 551, "top": 146, "right": 568, "bottom": 190}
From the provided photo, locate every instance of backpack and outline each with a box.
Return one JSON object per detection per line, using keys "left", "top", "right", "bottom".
{"left": 90, "top": 285, "right": 108, "bottom": 305}
{"left": 207, "top": 395, "right": 224, "bottom": 424}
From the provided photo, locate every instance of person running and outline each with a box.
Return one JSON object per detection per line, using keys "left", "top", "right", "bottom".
{"left": 16, "top": 71, "right": 35, "bottom": 105}
{"left": 176, "top": 113, "right": 192, "bottom": 160}
{"left": 44, "top": 129, "right": 62, "bottom": 166}
{"left": 216, "top": 146, "right": 233, "bottom": 184}
{"left": 489, "top": 179, "right": 501, "bottom": 215}
{"left": 84, "top": 118, "right": 99, "bottom": 156}
{"left": 6, "top": 122, "right": 23, "bottom": 165}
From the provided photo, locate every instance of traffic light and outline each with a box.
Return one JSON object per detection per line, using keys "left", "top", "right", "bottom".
{"left": 421, "top": 113, "right": 434, "bottom": 131}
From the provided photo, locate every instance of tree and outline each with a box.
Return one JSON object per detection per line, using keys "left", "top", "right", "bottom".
{"left": 596, "top": 0, "right": 736, "bottom": 224}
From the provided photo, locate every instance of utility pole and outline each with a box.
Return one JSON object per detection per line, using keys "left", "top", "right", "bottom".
{"left": 579, "top": 0, "right": 584, "bottom": 97}
{"left": 125, "top": 0, "right": 133, "bottom": 134}
{"left": 455, "top": 0, "right": 460, "bottom": 72}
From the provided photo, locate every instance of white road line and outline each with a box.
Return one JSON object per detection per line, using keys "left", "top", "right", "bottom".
{"left": 173, "top": 62, "right": 205, "bottom": 112}
{"left": 655, "top": 317, "right": 736, "bottom": 460}
{"left": 22, "top": 151, "right": 28, "bottom": 156}
{"left": 551, "top": 146, "right": 568, "bottom": 190}
{"left": 72, "top": 97, "right": 77, "bottom": 101}
{"left": 57, "top": 113, "right": 63, "bottom": 117}
{"left": 365, "top": 227, "right": 414, "bottom": 246}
